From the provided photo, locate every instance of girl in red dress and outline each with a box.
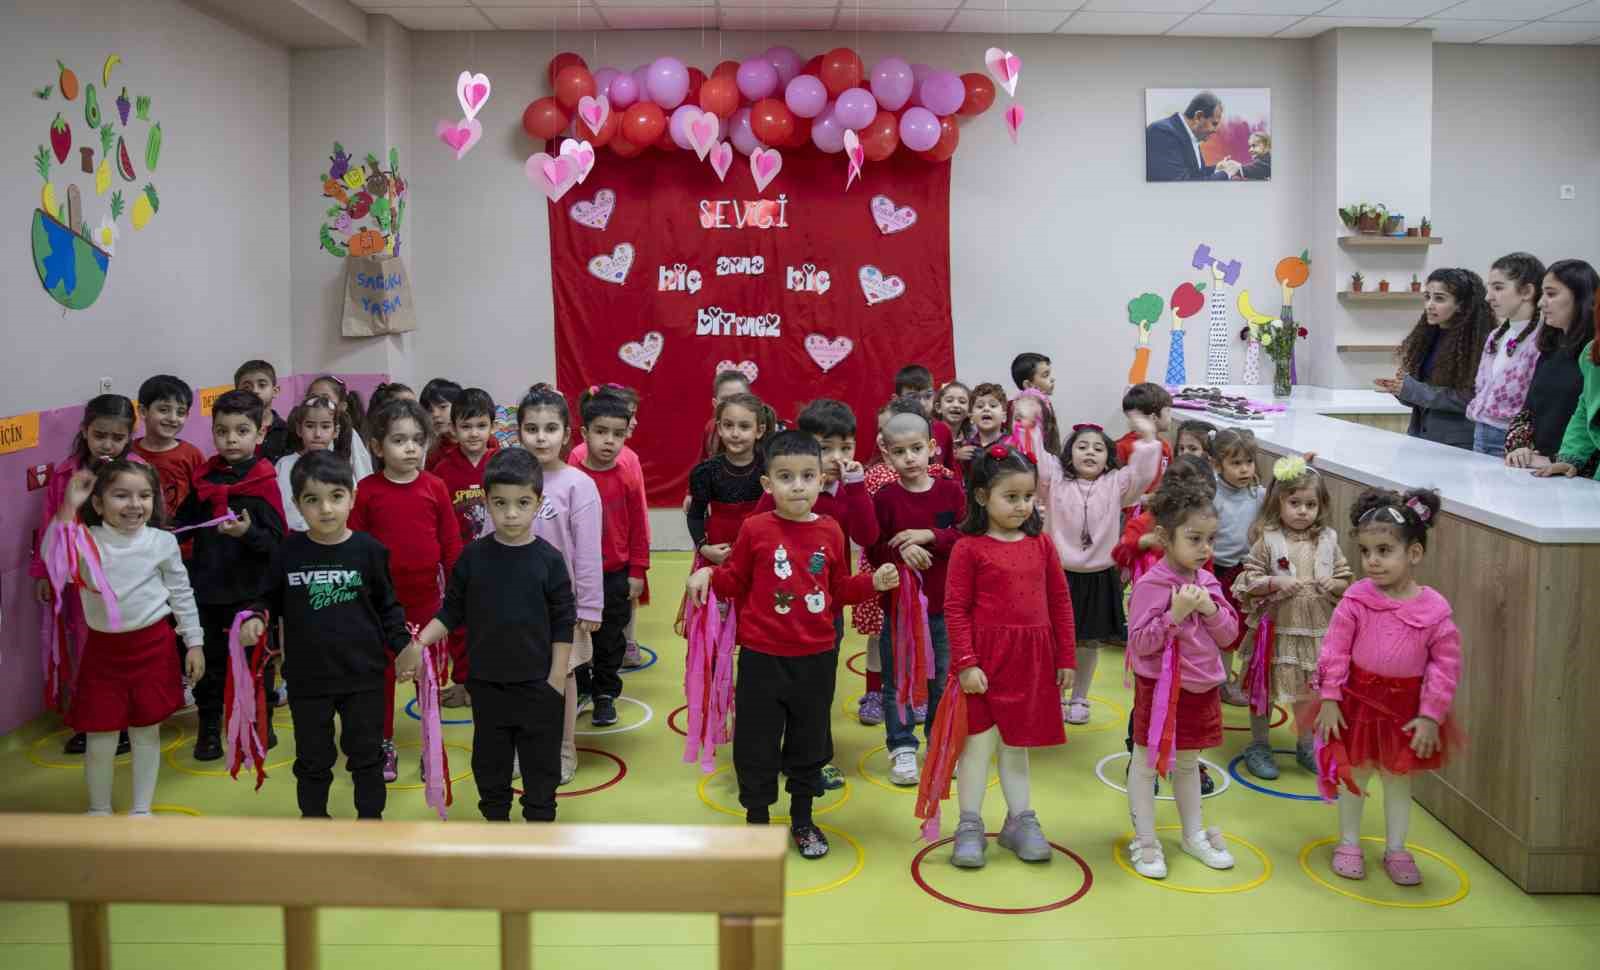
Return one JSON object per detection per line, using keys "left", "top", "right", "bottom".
{"left": 917, "top": 444, "right": 1076, "bottom": 870}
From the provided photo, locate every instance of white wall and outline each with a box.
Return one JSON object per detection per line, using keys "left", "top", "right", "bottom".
{"left": 0, "top": 0, "right": 291, "bottom": 416}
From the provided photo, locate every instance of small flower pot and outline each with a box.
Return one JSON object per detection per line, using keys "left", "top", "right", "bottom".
{"left": 1410, "top": 282, "right": 1421, "bottom": 293}
{"left": 1420, "top": 226, "right": 1432, "bottom": 237}
{"left": 1406, "top": 227, "right": 1420, "bottom": 237}
{"left": 1351, "top": 281, "right": 1365, "bottom": 293}
{"left": 1357, "top": 213, "right": 1381, "bottom": 234}
{"left": 1378, "top": 281, "right": 1391, "bottom": 293}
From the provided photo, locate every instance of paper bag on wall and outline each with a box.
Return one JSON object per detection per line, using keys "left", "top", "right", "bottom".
{"left": 342, "top": 255, "right": 417, "bottom": 336}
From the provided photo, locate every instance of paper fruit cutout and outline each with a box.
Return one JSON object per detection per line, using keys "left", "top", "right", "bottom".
{"left": 805, "top": 334, "right": 854, "bottom": 373}
{"left": 115, "top": 136, "right": 135, "bottom": 181}
{"left": 588, "top": 243, "right": 634, "bottom": 284}
{"left": 316, "top": 146, "right": 407, "bottom": 259}
{"left": 560, "top": 138, "right": 596, "bottom": 184}
{"left": 985, "top": 48, "right": 1021, "bottom": 97}
{"left": 1005, "top": 104, "right": 1024, "bottom": 144}
{"left": 618, "top": 330, "right": 663, "bottom": 372}
{"left": 134, "top": 94, "right": 151, "bottom": 121}
{"left": 750, "top": 147, "right": 782, "bottom": 193}
{"left": 144, "top": 122, "right": 162, "bottom": 172}
{"left": 57, "top": 61, "right": 79, "bottom": 101}
{"left": 456, "top": 71, "right": 492, "bottom": 121}
{"left": 1126, "top": 292, "right": 1164, "bottom": 385}
{"left": 49, "top": 114, "right": 71, "bottom": 164}
{"left": 716, "top": 359, "right": 759, "bottom": 385}
{"left": 686, "top": 110, "right": 719, "bottom": 161}
{"left": 115, "top": 88, "right": 130, "bottom": 125}
{"left": 569, "top": 189, "right": 615, "bottom": 229}
{"left": 84, "top": 85, "right": 101, "bottom": 129}
{"left": 842, "top": 129, "right": 863, "bottom": 191}
{"left": 1237, "top": 289, "right": 1278, "bottom": 385}
{"left": 870, "top": 195, "right": 917, "bottom": 235}
{"left": 435, "top": 118, "right": 482, "bottom": 159}
{"left": 708, "top": 142, "right": 734, "bottom": 182}
{"left": 526, "top": 150, "right": 579, "bottom": 202}
{"left": 1274, "top": 249, "right": 1311, "bottom": 383}
{"left": 578, "top": 94, "right": 611, "bottom": 137}
{"left": 1166, "top": 281, "right": 1206, "bottom": 385}
{"left": 858, "top": 265, "right": 906, "bottom": 305}
{"left": 102, "top": 55, "right": 121, "bottom": 87}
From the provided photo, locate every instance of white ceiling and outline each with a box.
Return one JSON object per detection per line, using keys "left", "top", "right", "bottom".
{"left": 353, "top": 0, "right": 1600, "bottom": 42}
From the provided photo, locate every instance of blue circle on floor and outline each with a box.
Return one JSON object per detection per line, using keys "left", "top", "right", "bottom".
{"left": 619, "top": 645, "right": 658, "bottom": 674}
{"left": 403, "top": 698, "right": 473, "bottom": 725}
{"left": 1226, "top": 749, "right": 1324, "bottom": 802}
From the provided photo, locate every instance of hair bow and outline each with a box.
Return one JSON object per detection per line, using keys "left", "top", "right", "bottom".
{"left": 1273, "top": 455, "right": 1308, "bottom": 482}
{"left": 987, "top": 444, "right": 1010, "bottom": 459}
{"left": 1405, "top": 496, "right": 1432, "bottom": 522}
{"left": 1072, "top": 423, "right": 1104, "bottom": 434}
{"left": 301, "top": 395, "right": 334, "bottom": 408}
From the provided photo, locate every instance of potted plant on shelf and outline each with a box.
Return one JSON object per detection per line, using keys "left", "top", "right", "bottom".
{"left": 1359, "top": 203, "right": 1387, "bottom": 234}
{"left": 1339, "top": 205, "right": 1359, "bottom": 229}
{"left": 1419, "top": 217, "right": 1432, "bottom": 237}
{"left": 1378, "top": 278, "right": 1391, "bottom": 293}
{"left": 1351, "top": 272, "right": 1365, "bottom": 293}
{"left": 1384, "top": 213, "right": 1406, "bottom": 236}
{"left": 1410, "top": 273, "right": 1421, "bottom": 293}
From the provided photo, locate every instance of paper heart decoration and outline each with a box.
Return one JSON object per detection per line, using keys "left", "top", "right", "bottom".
{"left": 984, "top": 47, "right": 1021, "bottom": 98}
{"left": 588, "top": 243, "right": 635, "bottom": 285}
{"left": 715, "top": 359, "right": 759, "bottom": 385}
{"left": 456, "top": 71, "right": 492, "bottom": 121}
{"left": 708, "top": 142, "right": 733, "bottom": 182}
{"left": 858, "top": 265, "right": 906, "bottom": 306}
{"left": 435, "top": 118, "right": 482, "bottom": 160}
{"left": 805, "top": 335, "right": 854, "bottom": 373}
{"left": 870, "top": 195, "right": 917, "bottom": 235}
{"left": 686, "top": 110, "right": 719, "bottom": 161}
{"left": 618, "top": 331, "right": 663, "bottom": 372}
{"left": 569, "top": 189, "right": 615, "bottom": 230}
{"left": 526, "top": 151, "right": 579, "bottom": 203}
{"left": 1005, "top": 104, "right": 1024, "bottom": 144}
{"left": 750, "top": 147, "right": 783, "bottom": 193}
{"left": 560, "top": 138, "right": 596, "bottom": 184}
{"left": 577, "top": 94, "right": 610, "bottom": 135}
{"left": 842, "top": 129, "right": 864, "bottom": 191}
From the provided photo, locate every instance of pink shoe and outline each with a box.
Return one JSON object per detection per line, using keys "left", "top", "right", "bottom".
{"left": 1383, "top": 850, "right": 1422, "bottom": 886}
{"left": 1331, "top": 843, "right": 1366, "bottom": 880}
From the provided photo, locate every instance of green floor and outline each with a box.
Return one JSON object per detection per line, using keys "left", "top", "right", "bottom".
{"left": 3, "top": 552, "right": 1597, "bottom": 969}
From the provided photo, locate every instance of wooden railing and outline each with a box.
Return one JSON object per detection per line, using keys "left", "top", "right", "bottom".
{"left": 0, "top": 815, "right": 788, "bottom": 970}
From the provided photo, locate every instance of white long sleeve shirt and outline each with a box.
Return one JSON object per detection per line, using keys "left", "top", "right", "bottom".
{"left": 61, "top": 525, "right": 203, "bottom": 647}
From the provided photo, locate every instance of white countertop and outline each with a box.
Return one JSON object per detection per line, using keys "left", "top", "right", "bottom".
{"left": 1190, "top": 385, "right": 1600, "bottom": 544}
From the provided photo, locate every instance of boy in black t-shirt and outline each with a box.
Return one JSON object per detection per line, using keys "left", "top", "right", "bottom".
{"left": 243, "top": 450, "right": 410, "bottom": 819}
{"left": 400, "top": 448, "right": 577, "bottom": 823}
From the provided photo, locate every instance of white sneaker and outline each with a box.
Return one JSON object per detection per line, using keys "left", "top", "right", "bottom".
{"left": 511, "top": 753, "right": 521, "bottom": 781}
{"left": 888, "top": 747, "right": 920, "bottom": 786}
{"left": 1129, "top": 837, "right": 1167, "bottom": 879}
{"left": 559, "top": 763, "right": 576, "bottom": 786}
{"left": 1181, "top": 827, "right": 1236, "bottom": 870}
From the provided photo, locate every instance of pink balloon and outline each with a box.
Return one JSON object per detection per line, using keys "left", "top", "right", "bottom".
{"left": 736, "top": 58, "right": 779, "bottom": 101}
{"left": 810, "top": 102, "right": 846, "bottom": 153}
{"left": 729, "top": 106, "right": 763, "bottom": 156}
{"left": 608, "top": 73, "right": 639, "bottom": 109}
{"left": 669, "top": 103, "right": 702, "bottom": 150}
{"left": 647, "top": 57, "right": 690, "bottom": 110}
{"left": 834, "top": 87, "right": 877, "bottom": 131}
{"left": 764, "top": 46, "right": 802, "bottom": 86}
{"left": 593, "top": 67, "right": 619, "bottom": 95}
{"left": 870, "top": 57, "right": 914, "bottom": 111}
{"left": 784, "top": 75, "right": 828, "bottom": 119}
{"left": 908, "top": 63, "right": 932, "bottom": 107}
{"left": 899, "top": 106, "right": 940, "bottom": 152}
{"left": 920, "top": 70, "right": 965, "bottom": 117}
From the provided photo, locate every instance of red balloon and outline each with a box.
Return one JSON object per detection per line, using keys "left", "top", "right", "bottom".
{"left": 609, "top": 132, "right": 643, "bottom": 158}
{"left": 750, "top": 98, "right": 796, "bottom": 147}
{"left": 553, "top": 65, "right": 596, "bottom": 110}
{"left": 621, "top": 101, "right": 667, "bottom": 146}
{"left": 958, "top": 72, "right": 996, "bottom": 116}
{"left": 576, "top": 108, "right": 619, "bottom": 148}
{"left": 919, "top": 114, "right": 960, "bottom": 163}
{"left": 860, "top": 109, "right": 899, "bottom": 162}
{"left": 819, "top": 47, "right": 863, "bottom": 98}
{"left": 686, "top": 67, "right": 706, "bottom": 106}
{"left": 712, "top": 59, "right": 740, "bottom": 79}
{"left": 801, "top": 54, "right": 823, "bottom": 78}
{"left": 654, "top": 124, "right": 677, "bottom": 151}
{"left": 698, "top": 75, "right": 740, "bottom": 119}
{"left": 547, "top": 52, "right": 587, "bottom": 88}
{"left": 785, "top": 115, "right": 813, "bottom": 149}
{"left": 522, "top": 97, "right": 569, "bottom": 140}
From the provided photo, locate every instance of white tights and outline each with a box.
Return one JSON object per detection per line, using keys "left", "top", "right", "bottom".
{"left": 1127, "top": 745, "right": 1207, "bottom": 843}
{"left": 1068, "top": 644, "right": 1099, "bottom": 703}
{"left": 1338, "top": 769, "right": 1412, "bottom": 852}
{"left": 85, "top": 725, "right": 161, "bottom": 816}
{"left": 561, "top": 671, "right": 578, "bottom": 777}
{"left": 956, "top": 727, "right": 1032, "bottom": 817}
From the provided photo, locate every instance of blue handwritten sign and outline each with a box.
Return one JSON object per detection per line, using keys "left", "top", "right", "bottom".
{"left": 344, "top": 257, "right": 416, "bottom": 334}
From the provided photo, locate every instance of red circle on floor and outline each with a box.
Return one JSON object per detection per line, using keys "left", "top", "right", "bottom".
{"left": 512, "top": 747, "right": 627, "bottom": 799}
{"left": 910, "top": 835, "right": 1094, "bottom": 914}
{"left": 845, "top": 651, "right": 867, "bottom": 677}
{"left": 667, "top": 704, "right": 688, "bottom": 737}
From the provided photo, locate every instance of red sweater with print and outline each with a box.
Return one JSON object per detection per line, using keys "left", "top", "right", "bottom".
{"left": 752, "top": 474, "right": 880, "bottom": 548}
{"left": 430, "top": 442, "right": 501, "bottom": 547}
{"left": 349, "top": 471, "right": 462, "bottom": 597}
{"left": 709, "top": 512, "right": 877, "bottom": 656}
{"left": 578, "top": 461, "right": 651, "bottom": 579}
{"left": 866, "top": 478, "right": 966, "bottom": 615}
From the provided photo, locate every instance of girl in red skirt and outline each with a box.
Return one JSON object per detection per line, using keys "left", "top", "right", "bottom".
{"left": 1310, "top": 487, "right": 1461, "bottom": 887}
{"left": 45, "top": 462, "right": 205, "bottom": 815}
{"left": 1125, "top": 472, "right": 1241, "bottom": 879}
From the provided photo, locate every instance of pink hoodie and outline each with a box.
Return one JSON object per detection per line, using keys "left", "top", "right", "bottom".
{"left": 1317, "top": 579, "right": 1461, "bottom": 723}
{"left": 1127, "top": 558, "right": 1237, "bottom": 691}
{"left": 1033, "top": 425, "right": 1160, "bottom": 572}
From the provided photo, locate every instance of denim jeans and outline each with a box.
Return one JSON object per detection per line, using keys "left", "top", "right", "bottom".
{"left": 1472, "top": 422, "right": 1507, "bottom": 458}
{"left": 880, "top": 614, "right": 950, "bottom": 754}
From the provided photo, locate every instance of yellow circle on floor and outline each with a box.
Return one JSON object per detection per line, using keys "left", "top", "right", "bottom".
{"left": 787, "top": 824, "right": 866, "bottom": 898}
{"left": 1112, "top": 825, "right": 1273, "bottom": 894}
{"left": 1067, "top": 694, "right": 1130, "bottom": 735}
{"left": 29, "top": 724, "right": 187, "bottom": 770}
{"left": 856, "top": 743, "right": 998, "bottom": 794}
{"left": 387, "top": 740, "right": 474, "bottom": 791}
{"left": 1298, "top": 836, "right": 1470, "bottom": 908}
{"left": 163, "top": 732, "right": 295, "bottom": 778}
{"left": 696, "top": 763, "right": 850, "bottom": 821}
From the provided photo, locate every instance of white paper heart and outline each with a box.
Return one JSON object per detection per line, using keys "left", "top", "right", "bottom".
{"left": 805, "top": 335, "right": 854, "bottom": 373}
{"left": 526, "top": 151, "right": 578, "bottom": 203}
{"left": 750, "top": 147, "right": 783, "bottom": 193}
{"left": 559, "top": 138, "right": 596, "bottom": 184}
{"left": 858, "top": 265, "right": 906, "bottom": 306}
{"left": 686, "top": 109, "right": 719, "bottom": 161}
{"left": 842, "top": 129, "right": 864, "bottom": 191}
{"left": 984, "top": 47, "right": 1021, "bottom": 98}
{"left": 435, "top": 118, "right": 482, "bottom": 160}
{"left": 456, "top": 71, "right": 492, "bottom": 121}
{"left": 588, "top": 243, "right": 635, "bottom": 285}
{"left": 618, "top": 331, "right": 663, "bottom": 372}
{"left": 715, "top": 359, "right": 759, "bottom": 385}
{"left": 708, "top": 142, "right": 734, "bottom": 182}
{"left": 569, "top": 189, "right": 615, "bottom": 230}
{"left": 870, "top": 195, "right": 918, "bottom": 235}
{"left": 577, "top": 94, "right": 610, "bottom": 135}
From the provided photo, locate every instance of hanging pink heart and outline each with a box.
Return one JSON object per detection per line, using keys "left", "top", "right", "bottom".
{"left": 456, "top": 71, "right": 492, "bottom": 121}
{"left": 686, "top": 110, "right": 720, "bottom": 161}
{"left": 526, "top": 151, "right": 578, "bottom": 203}
{"left": 1005, "top": 104, "right": 1025, "bottom": 144}
{"left": 559, "top": 138, "right": 596, "bottom": 184}
{"left": 435, "top": 118, "right": 482, "bottom": 160}
{"left": 750, "top": 147, "right": 783, "bottom": 194}
{"left": 805, "top": 335, "right": 854, "bottom": 373}
{"left": 842, "top": 129, "right": 864, "bottom": 191}
{"left": 708, "top": 142, "right": 734, "bottom": 182}
{"left": 984, "top": 48, "right": 1021, "bottom": 98}
{"left": 577, "top": 94, "right": 610, "bottom": 135}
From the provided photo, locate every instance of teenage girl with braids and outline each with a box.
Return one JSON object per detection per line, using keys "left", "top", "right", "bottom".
{"left": 1467, "top": 253, "right": 1545, "bottom": 457}
{"left": 1373, "top": 268, "right": 1494, "bottom": 450}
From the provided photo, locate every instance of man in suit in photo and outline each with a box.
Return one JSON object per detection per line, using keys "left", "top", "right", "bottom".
{"left": 1146, "top": 91, "right": 1244, "bottom": 182}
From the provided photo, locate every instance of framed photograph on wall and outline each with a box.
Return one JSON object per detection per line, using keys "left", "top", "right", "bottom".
{"left": 1145, "top": 88, "right": 1271, "bottom": 183}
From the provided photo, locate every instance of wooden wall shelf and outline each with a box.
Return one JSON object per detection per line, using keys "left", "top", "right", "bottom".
{"left": 1337, "top": 344, "right": 1399, "bottom": 353}
{"left": 1339, "top": 291, "right": 1423, "bottom": 306}
{"left": 1338, "top": 235, "right": 1443, "bottom": 250}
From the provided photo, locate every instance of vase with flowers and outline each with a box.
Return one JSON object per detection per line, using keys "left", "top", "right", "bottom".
{"left": 1261, "top": 317, "right": 1309, "bottom": 397}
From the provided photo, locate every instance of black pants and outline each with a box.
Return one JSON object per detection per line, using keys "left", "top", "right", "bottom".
{"left": 733, "top": 648, "right": 838, "bottom": 812}
{"left": 195, "top": 602, "right": 276, "bottom": 725}
{"left": 471, "top": 678, "right": 565, "bottom": 822}
{"left": 288, "top": 688, "right": 386, "bottom": 819}
{"left": 590, "top": 569, "right": 635, "bottom": 701}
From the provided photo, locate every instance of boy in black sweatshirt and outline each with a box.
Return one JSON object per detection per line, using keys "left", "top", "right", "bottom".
{"left": 244, "top": 450, "right": 410, "bottom": 819}
{"left": 400, "top": 448, "right": 576, "bottom": 823}
{"left": 176, "top": 389, "right": 286, "bottom": 762}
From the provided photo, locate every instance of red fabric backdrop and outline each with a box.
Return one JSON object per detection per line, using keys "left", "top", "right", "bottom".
{"left": 549, "top": 147, "right": 955, "bottom": 507}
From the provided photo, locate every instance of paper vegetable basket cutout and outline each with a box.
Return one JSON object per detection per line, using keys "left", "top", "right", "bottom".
{"left": 318, "top": 144, "right": 408, "bottom": 259}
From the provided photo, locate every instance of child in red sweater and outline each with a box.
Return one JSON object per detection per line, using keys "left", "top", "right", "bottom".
{"left": 428, "top": 388, "right": 501, "bottom": 705}
{"left": 132, "top": 375, "right": 206, "bottom": 520}
{"left": 688, "top": 432, "right": 898, "bottom": 860}
{"left": 1117, "top": 383, "right": 1176, "bottom": 500}
{"left": 350, "top": 398, "right": 462, "bottom": 781}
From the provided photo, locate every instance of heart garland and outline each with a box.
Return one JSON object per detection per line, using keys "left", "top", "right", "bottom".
{"left": 715, "top": 359, "right": 759, "bottom": 384}
{"left": 435, "top": 118, "right": 482, "bottom": 160}
{"left": 750, "top": 147, "right": 783, "bottom": 193}
{"left": 984, "top": 48, "right": 1021, "bottom": 98}
{"left": 526, "top": 151, "right": 578, "bottom": 202}
{"left": 618, "top": 331, "right": 663, "bottom": 372}
{"left": 805, "top": 335, "right": 854, "bottom": 373}
{"left": 842, "top": 129, "right": 864, "bottom": 191}
{"left": 456, "top": 71, "right": 492, "bottom": 120}
{"left": 708, "top": 142, "right": 734, "bottom": 182}
{"left": 569, "top": 189, "right": 615, "bottom": 229}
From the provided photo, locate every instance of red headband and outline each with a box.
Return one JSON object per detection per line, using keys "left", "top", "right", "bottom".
{"left": 1072, "top": 423, "right": 1104, "bottom": 434}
